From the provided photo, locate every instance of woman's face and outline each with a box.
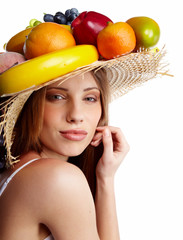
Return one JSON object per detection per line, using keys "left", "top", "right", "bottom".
{"left": 39, "top": 72, "right": 102, "bottom": 160}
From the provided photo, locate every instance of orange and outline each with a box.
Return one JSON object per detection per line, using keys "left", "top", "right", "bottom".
{"left": 23, "top": 22, "right": 76, "bottom": 59}
{"left": 97, "top": 22, "right": 136, "bottom": 59}
{"left": 6, "top": 27, "right": 33, "bottom": 54}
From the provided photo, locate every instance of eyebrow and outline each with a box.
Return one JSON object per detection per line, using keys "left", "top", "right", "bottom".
{"left": 84, "top": 87, "right": 100, "bottom": 92}
{"left": 47, "top": 87, "right": 100, "bottom": 92}
{"left": 47, "top": 87, "right": 68, "bottom": 91}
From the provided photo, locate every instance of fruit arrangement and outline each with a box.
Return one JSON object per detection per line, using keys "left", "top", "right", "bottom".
{"left": 2, "top": 9, "right": 161, "bottom": 63}
{"left": 4, "top": 9, "right": 160, "bottom": 60}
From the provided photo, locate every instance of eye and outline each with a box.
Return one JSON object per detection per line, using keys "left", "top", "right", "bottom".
{"left": 46, "top": 93, "right": 65, "bottom": 101}
{"left": 84, "top": 96, "right": 97, "bottom": 102}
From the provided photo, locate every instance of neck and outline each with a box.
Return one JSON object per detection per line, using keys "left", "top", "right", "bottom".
{"left": 40, "top": 148, "right": 68, "bottom": 162}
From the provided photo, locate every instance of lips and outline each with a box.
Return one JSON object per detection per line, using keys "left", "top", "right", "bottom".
{"left": 60, "top": 129, "right": 88, "bottom": 141}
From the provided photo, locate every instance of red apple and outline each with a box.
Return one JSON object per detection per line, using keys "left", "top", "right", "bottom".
{"left": 71, "top": 11, "right": 113, "bottom": 46}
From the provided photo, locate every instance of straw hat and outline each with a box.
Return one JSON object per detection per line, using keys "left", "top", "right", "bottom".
{"left": 0, "top": 32, "right": 170, "bottom": 167}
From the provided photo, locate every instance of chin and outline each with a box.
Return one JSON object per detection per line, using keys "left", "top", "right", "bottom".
{"left": 57, "top": 142, "right": 90, "bottom": 158}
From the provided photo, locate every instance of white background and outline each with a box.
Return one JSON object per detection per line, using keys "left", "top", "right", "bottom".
{"left": 1, "top": 0, "right": 182, "bottom": 239}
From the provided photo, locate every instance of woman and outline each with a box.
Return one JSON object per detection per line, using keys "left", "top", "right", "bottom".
{"left": 0, "top": 29, "right": 167, "bottom": 238}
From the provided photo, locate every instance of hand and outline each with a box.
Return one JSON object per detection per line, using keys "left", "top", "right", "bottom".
{"left": 91, "top": 126, "right": 130, "bottom": 179}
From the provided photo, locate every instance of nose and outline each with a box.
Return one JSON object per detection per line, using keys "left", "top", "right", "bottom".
{"left": 66, "top": 100, "right": 84, "bottom": 124}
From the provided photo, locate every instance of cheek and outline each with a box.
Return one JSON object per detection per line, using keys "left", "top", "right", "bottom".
{"left": 39, "top": 105, "right": 59, "bottom": 142}
{"left": 96, "top": 104, "right": 102, "bottom": 124}
{"left": 95, "top": 109, "right": 102, "bottom": 125}
{"left": 88, "top": 105, "right": 102, "bottom": 129}
{"left": 43, "top": 104, "right": 60, "bottom": 126}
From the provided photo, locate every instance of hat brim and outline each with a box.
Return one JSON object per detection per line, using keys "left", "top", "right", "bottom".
{"left": 0, "top": 46, "right": 168, "bottom": 98}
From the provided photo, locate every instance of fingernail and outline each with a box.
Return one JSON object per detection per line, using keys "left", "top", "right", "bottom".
{"left": 104, "top": 128, "right": 110, "bottom": 137}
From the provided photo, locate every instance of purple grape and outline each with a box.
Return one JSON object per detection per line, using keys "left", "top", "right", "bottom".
{"left": 55, "top": 11, "right": 63, "bottom": 15}
{"left": 65, "top": 9, "right": 71, "bottom": 20}
{"left": 44, "top": 14, "right": 54, "bottom": 22}
{"left": 68, "top": 13, "right": 78, "bottom": 22}
{"left": 54, "top": 13, "right": 67, "bottom": 24}
{"left": 70, "top": 8, "right": 79, "bottom": 15}
{"left": 65, "top": 8, "right": 79, "bottom": 21}
{"left": 66, "top": 21, "right": 72, "bottom": 25}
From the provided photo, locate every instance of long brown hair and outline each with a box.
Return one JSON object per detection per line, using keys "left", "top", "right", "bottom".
{"left": 11, "top": 70, "right": 110, "bottom": 199}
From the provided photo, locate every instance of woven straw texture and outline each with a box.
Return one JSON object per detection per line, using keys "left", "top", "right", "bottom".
{"left": 0, "top": 47, "right": 170, "bottom": 167}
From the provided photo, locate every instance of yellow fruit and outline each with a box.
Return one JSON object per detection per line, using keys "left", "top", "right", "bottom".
{"left": 0, "top": 45, "right": 99, "bottom": 96}
{"left": 60, "top": 24, "right": 72, "bottom": 33}
{"left": 6, "top": 27, "right": 33, "bottom": 54}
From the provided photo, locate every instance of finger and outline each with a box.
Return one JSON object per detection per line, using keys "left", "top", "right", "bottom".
{"left": 90, "top": 131, "right": 103, "bottom": 146}
{"left": 90, "top": 137, "right": 102, "bottom": 147}
{"left": 101, "top": 127, "right": 113, "bottom": 157}
{"left": 97, "top": 126, "right": 130, "bottom": 153}
{"left": 91, "top": 131, "right": 103, "bottom": 141}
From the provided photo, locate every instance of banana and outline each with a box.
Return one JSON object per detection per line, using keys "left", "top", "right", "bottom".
{"left": 0, "top": 45, "right": 99, "bottom": 96}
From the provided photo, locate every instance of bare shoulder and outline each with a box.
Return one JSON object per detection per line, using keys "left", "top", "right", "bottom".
{"left": 20, "top": 157, "right": 85, "bottom": 180}
{"left": 23, "top": 158, "right": 99, "bottom": 239}
{"left": 17, "top": 158, "right": 89, "bottom": 196}
{"left": 3, "top": 158, "right": 89, "bottom": 208}
{"left": 34, "top": 157, "right": 92, "bottom": 200}
{"left": 35, "top": 158, "right": 90, "bottom": 195}
{"left": 37, "top": 158, "right": 88, "bottom": 190}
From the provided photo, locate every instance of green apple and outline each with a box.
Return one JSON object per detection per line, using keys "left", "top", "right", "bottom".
{"left": 126, "top": 16, "right": 160, "bottom": 50}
